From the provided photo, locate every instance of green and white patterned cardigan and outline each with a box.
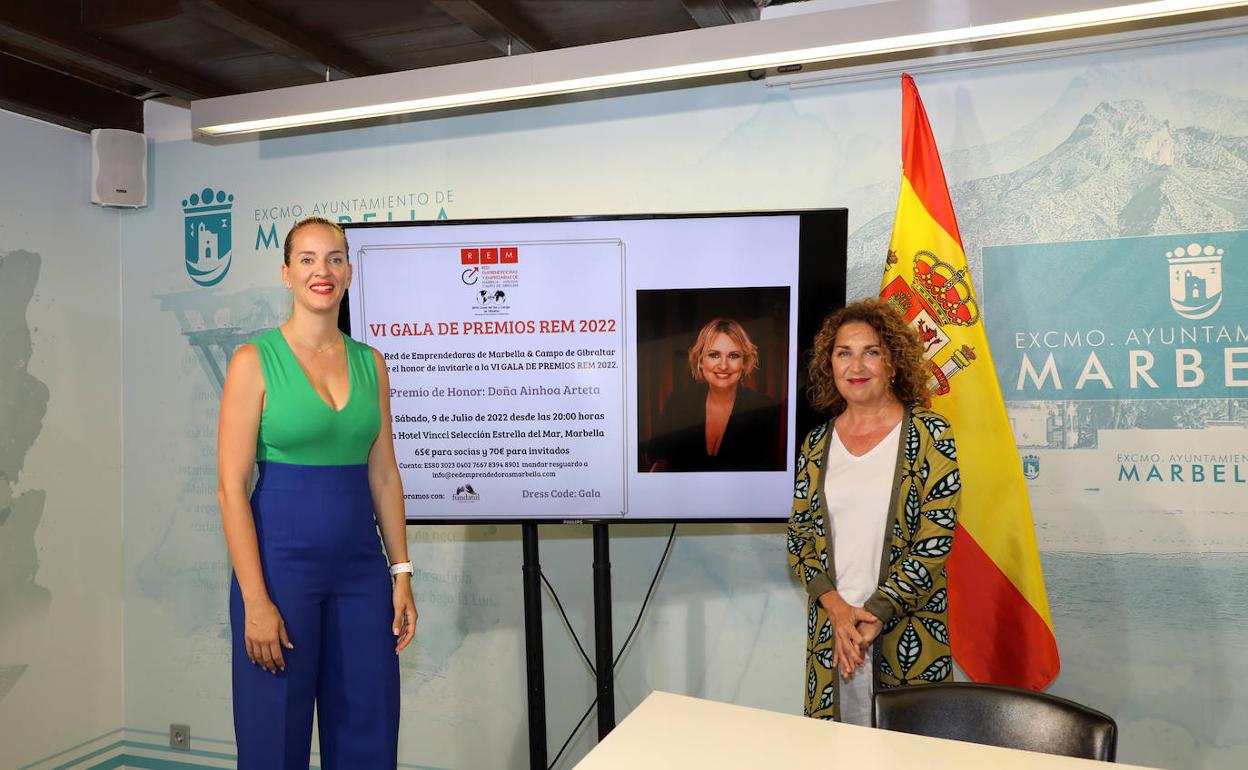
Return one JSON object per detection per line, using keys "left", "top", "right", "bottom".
{"left": 786, "top": 405, "right": 961, "bottom": 721}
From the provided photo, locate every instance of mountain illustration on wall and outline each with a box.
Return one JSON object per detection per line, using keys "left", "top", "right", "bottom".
{"left": 0, "top": 250, "right": 52, "bottom": 704}
{"left": 848, "top": 96, "right": 1248, "bottom": 283}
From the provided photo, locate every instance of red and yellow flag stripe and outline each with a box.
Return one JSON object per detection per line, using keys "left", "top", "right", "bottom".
{"left": 882, "top": 74, "right": 1060, "bottom": 689}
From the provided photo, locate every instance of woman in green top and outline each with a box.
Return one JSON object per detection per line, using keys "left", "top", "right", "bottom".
{"left": 217, "top": 217, "right": 416, "bottom": 769}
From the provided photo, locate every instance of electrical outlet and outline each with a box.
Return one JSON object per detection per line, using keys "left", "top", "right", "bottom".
{"left": 169, "top": 723, "right": 190, "bottom": 751}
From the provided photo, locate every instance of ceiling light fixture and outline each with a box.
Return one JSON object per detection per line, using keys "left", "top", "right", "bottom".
{"left": 192, "top": 0, "right": 1248, "bottom": 136}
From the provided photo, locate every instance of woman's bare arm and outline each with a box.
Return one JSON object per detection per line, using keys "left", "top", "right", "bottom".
{"left": 368, "top": 348, "right": 418, "bottom": 652}
{"left": 217, "top": 344, "right": 290, "bottom": 672}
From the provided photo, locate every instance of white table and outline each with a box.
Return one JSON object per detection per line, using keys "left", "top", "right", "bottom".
{"left": 574, "top": 691, "right": 1148, "bottom": 770}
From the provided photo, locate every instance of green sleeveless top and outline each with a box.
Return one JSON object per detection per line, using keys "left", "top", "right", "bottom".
{"left": 250, "top": 328, "right": 381, "bottom": 466}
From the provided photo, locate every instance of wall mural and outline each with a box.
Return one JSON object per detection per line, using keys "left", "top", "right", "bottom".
{"left": 841, "top": 54, "right": 1248, "bottom": 770}
{"left": 0, "top": 250, "right": 50, "bottom": 704}
{"left": 106, "top": 32, "right": 1248, "bottom": 770}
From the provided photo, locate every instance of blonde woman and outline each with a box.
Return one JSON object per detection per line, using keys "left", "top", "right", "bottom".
{"left": 648, "top": 317, "right": 781, "bottom": 472}
{"left": 217, "top": 217, "right": 416, "bottom": 768}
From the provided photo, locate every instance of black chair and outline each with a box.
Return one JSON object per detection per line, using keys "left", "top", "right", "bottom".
{"left": 873, "top": 682, "right": 1118, "bottom": 762}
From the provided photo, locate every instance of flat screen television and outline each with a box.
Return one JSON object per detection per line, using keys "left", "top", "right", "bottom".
{"left": 342, "top": 210, "right": 846, "bottom": 523}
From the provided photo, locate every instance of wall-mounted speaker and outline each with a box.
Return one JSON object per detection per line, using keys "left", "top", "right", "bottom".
{"left": 91, "top": 128, "right": 148, "bottom": 208}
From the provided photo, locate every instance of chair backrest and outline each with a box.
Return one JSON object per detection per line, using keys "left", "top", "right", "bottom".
{"left": 873, "top": 682, "right": 1118, "bottom": 762}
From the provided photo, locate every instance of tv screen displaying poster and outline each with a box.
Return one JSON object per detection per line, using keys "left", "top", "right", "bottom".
{"left": 343, "top": 211, "right": 846, "bottom": 523}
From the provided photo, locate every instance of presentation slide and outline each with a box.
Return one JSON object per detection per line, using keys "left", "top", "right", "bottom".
{"left": 345, "top": 212, "right": 842, "bottom": 522}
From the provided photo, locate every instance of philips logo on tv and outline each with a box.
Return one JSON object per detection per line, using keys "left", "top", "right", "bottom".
{"left": 183, "top": 186, "right": 235, "bottom": 287}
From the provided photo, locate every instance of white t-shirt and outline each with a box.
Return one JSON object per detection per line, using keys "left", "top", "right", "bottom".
{"left": 823, "top": 419, "right": 902, "bottom": 725}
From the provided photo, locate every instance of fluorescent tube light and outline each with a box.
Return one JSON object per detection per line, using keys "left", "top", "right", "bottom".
{"left": 193, "top": 0, "right": 1248, "bottom": 135}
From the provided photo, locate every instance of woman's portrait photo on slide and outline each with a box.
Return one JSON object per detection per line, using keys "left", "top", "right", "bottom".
{"left": 636, "top": 286, "right": 789, "bottom": 473}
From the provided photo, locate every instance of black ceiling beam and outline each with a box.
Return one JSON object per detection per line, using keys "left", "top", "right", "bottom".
{"left": 79, "top": 0, "right": 183, "bottom": 28}
{"left": 0, "top": 6, "right": 229, "bottom": 99}
{"left": 0, "top": 38, "right": 152, "bottom": 97}
{"left": 0, "top": 50, "right": 142, "bottom": 132}
{"left": 429, "top": 0, "right": 552, "bottom": 55}
{"left": 181, "top": 0, "right": 381, "bottom": 80}
{"left": 681, "top": 0, "right": 761, "bottom": 27}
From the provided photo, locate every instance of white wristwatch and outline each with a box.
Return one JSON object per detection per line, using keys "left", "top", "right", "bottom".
{"left": 389, "top": 561, "right": 414, "bottom": 577}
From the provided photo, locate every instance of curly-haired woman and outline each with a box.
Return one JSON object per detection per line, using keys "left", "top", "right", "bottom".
{"left": 786, "top": 298, "right": 960, "bottom": 725}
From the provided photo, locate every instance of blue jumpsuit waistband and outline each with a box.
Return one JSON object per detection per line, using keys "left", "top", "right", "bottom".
{"left": 254, "top": 461, "right": 370, "bottom": 492}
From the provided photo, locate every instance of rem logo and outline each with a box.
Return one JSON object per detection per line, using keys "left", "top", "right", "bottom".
{"left": 461, "top": 246, "right": 518, "bottom": 264}
{"left": 183, "top": 186, "right": 235, "bottom": 287}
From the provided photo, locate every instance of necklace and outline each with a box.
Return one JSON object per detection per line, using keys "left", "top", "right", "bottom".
{"left": 285, "top": 327, "right": 339, "bottom": 354}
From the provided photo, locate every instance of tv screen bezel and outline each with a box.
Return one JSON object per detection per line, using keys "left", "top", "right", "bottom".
{"left": 341, "top": 209, "right": 847, "bottom": 525}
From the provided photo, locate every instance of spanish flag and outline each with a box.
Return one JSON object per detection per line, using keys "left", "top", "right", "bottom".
{"left": 880, "top": 74, "right": 1060, "bottom": 689}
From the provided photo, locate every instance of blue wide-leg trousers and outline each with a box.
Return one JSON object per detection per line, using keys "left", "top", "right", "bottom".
{"left": 230, "top": 462, "right": 399, "bottom": 770}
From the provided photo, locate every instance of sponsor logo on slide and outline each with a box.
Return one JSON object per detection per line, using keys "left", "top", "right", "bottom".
{"left": 1168, "top": 242, "right": 1224, "bottom": 320}
{"left": 463, "top": 245, "right": 519, "bottom": 316}
{"left": 453, "top": 484, "right": 480, "bottom": 502}
{"left": 183, "top": 186, "right": 235, "bottom": 287}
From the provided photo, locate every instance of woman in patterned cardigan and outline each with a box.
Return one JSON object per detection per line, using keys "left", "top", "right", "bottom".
{"left": 787, "top": 298, "right": 961, "bottom": 724}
